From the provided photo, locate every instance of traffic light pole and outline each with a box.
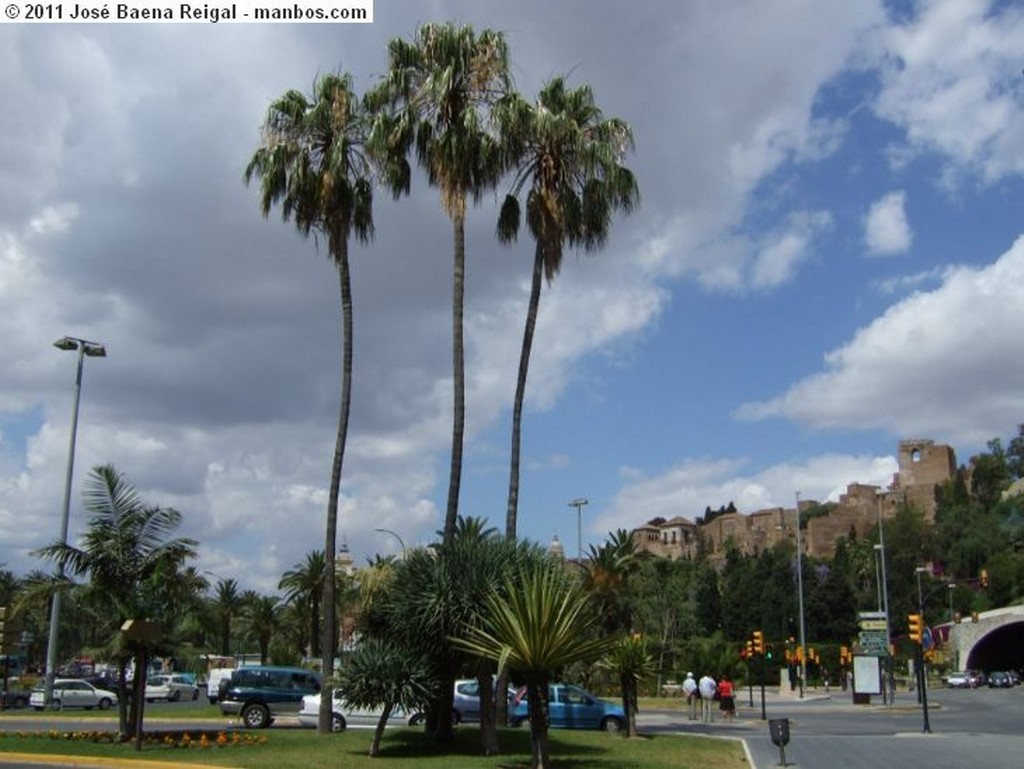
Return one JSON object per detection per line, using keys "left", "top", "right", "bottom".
{"left": 916, "top": 643, "right": 931, "bottom": 733}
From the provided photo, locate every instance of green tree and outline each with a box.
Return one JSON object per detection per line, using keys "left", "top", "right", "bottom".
{"left": 278, "top": 550, "right": 327, "bottom": 659}
{"left": 452, "top": 564, "right": 612, "bottom": 769}
{"left": 240, "top": 591, "right": 281, "bottom": 665}
{"left": 211, "top": 577, "right": 241, "bottom": 657}
{"left": 32, "top": 464, "right": 197, "bottom": 738}
{"left": 581, "top": 529, "right": 639, "bottom": 635}
{"left": 600, "top": 633, "right": 654, "bottom": 737}
{"left": 336, "top": 636, "right": 437, "bottom": 757}
{"left": 494, "top": 77, "right": 638, "bottom": 539}
{"left": 245, "top": 71, "right": 375, "bottom": 732}
{"left": 368, "top": 22, "right": 511, "bottom": 545}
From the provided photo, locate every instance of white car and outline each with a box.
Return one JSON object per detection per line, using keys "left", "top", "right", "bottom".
{"left": 297, "top": 690, "right": 421, "bottom": 732}
{"left": 30, "top": 678, "right": 118, "bottom": 711}
{"left": 145, "top": 673, "right": 200, "bottom": 702}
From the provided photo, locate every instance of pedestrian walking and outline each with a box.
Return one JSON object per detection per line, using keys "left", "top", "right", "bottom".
{"left": 718, "top": 674, "right": 735, "bottom": 720}
{"left": 698, "top": 673, "right": 717, "bottom": 723}
{"left": 682, "top": 671, "right": 698, "bottom": 720}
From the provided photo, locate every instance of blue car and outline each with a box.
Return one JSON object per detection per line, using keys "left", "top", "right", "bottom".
{"left": 508, "top": 683, "right": 625, "bottom": 732}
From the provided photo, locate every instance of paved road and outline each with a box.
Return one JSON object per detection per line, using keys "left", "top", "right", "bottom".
{"left": 647, "top": 684, "right": 1024, "bottom": 769}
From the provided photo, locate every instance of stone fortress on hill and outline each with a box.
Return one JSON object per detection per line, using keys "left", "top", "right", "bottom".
{"left": 630, "top": 439, "right": 957, "bottom": 565}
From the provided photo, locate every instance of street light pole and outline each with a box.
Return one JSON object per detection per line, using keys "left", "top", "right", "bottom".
{"left": 876, "top": 495, "right": 893, "bottom": 705}
{"left": 794, "top": 492, "right": 807, "bottom": 699}
{"left": 374, "top": 528, "right": 406, "bottom": 558}
{"left": 567, "top": 498, "right": 588, "bottom": 560}
{"left": 45, "top": 336, "right": 106, "bottom": 704}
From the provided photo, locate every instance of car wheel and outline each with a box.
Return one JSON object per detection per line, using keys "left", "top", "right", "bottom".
{"left": 98, "top": 698, "right": 112, "bottom": 711}
{"left": 409, "top": 712, "right": 425, "bottom": 727}
{"left": 146, "top": 698, "right": 155, "bottom": 704}
{"left": 600, "top": 716, "right": 623, "bottom": 733}
{"left": 192, "top": 690, "right": 199, "bottom": 700}
{"left": 33, "top": 706, "right": 44, "bottom": 712}
{"left": 331, "top": 714, "right": 346, "bottom": 732}
{"left": 50, "top": 699, "right": 61, "bottom": 711}
{"left": 242, "top": 703, "right": 271, "bottom": 729}
{"left": 171, "top": 690, "right": 181, "bottom": 702}
{"left": 509, "top": 717, "right": 525, "bottom": 728}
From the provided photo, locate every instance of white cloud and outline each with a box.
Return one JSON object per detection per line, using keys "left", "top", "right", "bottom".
{"left": 864, "top": 191, "right": 912, "bottom": 256}
{"left": 736, "top": 235, "right": 1024, "bottom": 444}
{"left": 874, "top": 0, "right": 1024, "bottom": 182}
{"left": 752, "top": 210, "right": 834, "bottom": 288}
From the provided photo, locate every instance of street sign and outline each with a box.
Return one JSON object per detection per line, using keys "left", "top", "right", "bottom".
{"left": 859, "top": 630, "right": 888, "bottom": 656}
{"left": 922, "top": 626, "right": 933, "bottom": 651}
{"left": 859, "top": 619, "right": 887, "bottom": 631}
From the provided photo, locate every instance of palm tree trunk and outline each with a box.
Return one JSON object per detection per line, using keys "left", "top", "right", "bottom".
{"left": 505, "top": 247, "right": 544, "bottom": 539}
{"left": 443, "top": 211, "right": 466, "bottom": 545}
{"left": 320, "top": 238, "right": 353, "bottom": 733}
{"left": 527, "top": 680, "right": 551, "bottom": 769}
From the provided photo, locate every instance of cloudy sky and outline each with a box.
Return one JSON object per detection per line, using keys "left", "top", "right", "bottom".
{"left": 2, "top": 0, "right": 1022, "bottom": 593}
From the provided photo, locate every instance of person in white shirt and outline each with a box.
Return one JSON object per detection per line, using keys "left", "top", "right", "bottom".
{"left": 681, "top": 672, "right": 698, "bottom": 720}
{"left": 698, "top": 673, "right": 717, "bottom": 723}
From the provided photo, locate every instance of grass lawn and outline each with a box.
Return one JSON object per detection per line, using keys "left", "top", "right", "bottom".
{"left": 0, "top": 724, "right": 745, "bottom": 768}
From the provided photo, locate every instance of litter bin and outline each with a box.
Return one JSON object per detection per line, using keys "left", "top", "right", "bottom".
{"left": 769, "top": 718, "right": 790, "bottom": 766}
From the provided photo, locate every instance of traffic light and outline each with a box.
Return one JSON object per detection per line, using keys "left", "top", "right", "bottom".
{"left": 840, "top": 645, "right": 849, "bottom": 665}
{"left": 908, "top": 613, "right": 923, "bottom": 643}
{"left": 746, "top": 640, "right": 754, "bottom": 658}
{"left": 765, "top": 645, "right": 773, "bottom": 661}
{"left": 753, "top": 630, "right": 764, "bottom": 655}
{"left": 980, "top": 568, "right": 989, "bottom": 588}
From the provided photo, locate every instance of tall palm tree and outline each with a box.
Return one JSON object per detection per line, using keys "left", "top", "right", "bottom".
{"left": 211, "top": 577, "right": 242, "bottom": 657}
{"left": 245, "top": 72, "right": 374, "bottom": 733}
{"left": 32, "top": 464, "right": 197, "bottom": 738}
{"left": 495, "top": 77, "right": 639, "bottom": 539}
{"left": 241, "top": 591, "right": 281, "bottom": 665}
{"left": 582, "top": 528, "right": 640, "bottom": 635}
{"left": 368, "top": 22, "right": 511, "bottom": 545}
{"left": 278, "top": 550, "right": 327, "bottom": 658}
{"left": 453, "top": 564, "right": 612, "bottom": 769}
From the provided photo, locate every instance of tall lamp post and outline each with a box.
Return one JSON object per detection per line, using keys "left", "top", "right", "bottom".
{"left": 875, "top": 497, "right": 894, "bottom": 705}
{"left": 567, "top": 498, "right": 588, "bottom": 560}
{"left": 45, "top": 336, "right": 106, "bottom": 704}
{"left": 794, "top": 492, "right": 807, "bottom": 699}
{"left": 374, "top": 528, "right": 406, "bottom": 558}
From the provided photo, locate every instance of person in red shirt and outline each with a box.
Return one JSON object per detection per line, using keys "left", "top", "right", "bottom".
{"left": 718, "top": 674, "right": 735, "bottom": 720}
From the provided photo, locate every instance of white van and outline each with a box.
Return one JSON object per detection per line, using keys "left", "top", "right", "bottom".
{"left": 206, "top": 668, "right": 235, "bottom": 704}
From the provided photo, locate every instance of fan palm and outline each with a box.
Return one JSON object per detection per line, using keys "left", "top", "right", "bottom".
{"left": 245, "top": 72, "right": 374, "bottom": 732}
{"left": 368, "top": 22, "right": 511, "bottom": 545}
{"left": 495, "top": 77, "right": 638, "bottom": 540}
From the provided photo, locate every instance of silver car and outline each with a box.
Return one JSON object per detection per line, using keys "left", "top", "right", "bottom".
{"left": 29, "top": 678, "right": 118, "bottom": 711}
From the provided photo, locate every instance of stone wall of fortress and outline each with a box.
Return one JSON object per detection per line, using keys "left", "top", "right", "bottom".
{"left": 631, "top": 439, "right": 957, "bottom": 564}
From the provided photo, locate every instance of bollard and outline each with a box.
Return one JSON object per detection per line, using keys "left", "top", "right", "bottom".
{"left": 768, "top": 717, "right": 791, "bottom": 767}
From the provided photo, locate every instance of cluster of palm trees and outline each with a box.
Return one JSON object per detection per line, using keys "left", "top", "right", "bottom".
{"left": 244, "top": 22, "right": 638, "bottom": 760}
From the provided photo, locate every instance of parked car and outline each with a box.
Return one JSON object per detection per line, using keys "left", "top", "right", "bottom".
{"left": 29, "top": 678, "right": 118, "bottom": 711}
{"left": 146, "top": 673, "right": 200, "bottom": 702}
{"left": 453, "top": 678, "right": 516, "bottom": 723}
{"left": 988, "top": 671, "right": 1012, "bottom": 688}
{"left": 297, "top": 690, "right": 421, "bottom": 732}
{"left": 1007, "top": 670, "right": 1021, "bottom": 686}
{"left": 508, "top": 684, "right": 625, "bottom": 732}
{"left": 1, "top": 689, "right": 30, "bottom": 708}
{"left": 967, "top": 670, "right": 987, "bottom": 687}
{"left": 946, "top": 671, "right": 970, "bottom": 688}
{"left": 218, "top": 666, "right": 321, "bottom": 728}
{"left": 206, "top": 667, "right": 235, "bottom": 705}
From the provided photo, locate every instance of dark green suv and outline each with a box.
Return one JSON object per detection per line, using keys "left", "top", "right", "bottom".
{"left": 218, "top": 666, "right": 321, "bottom": 728}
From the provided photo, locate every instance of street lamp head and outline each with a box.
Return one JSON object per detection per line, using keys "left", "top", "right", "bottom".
{"left": 54, "top": 336, "right": 106, "bottom": 357}
{"left": 568, "top": 498, "right": 588, "bottom": 507}
{"left": 915, "top": 566, "right": 930, "bottom": 574}
{"left": 83, "top": 343, "right": 106, "bottom": 357}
